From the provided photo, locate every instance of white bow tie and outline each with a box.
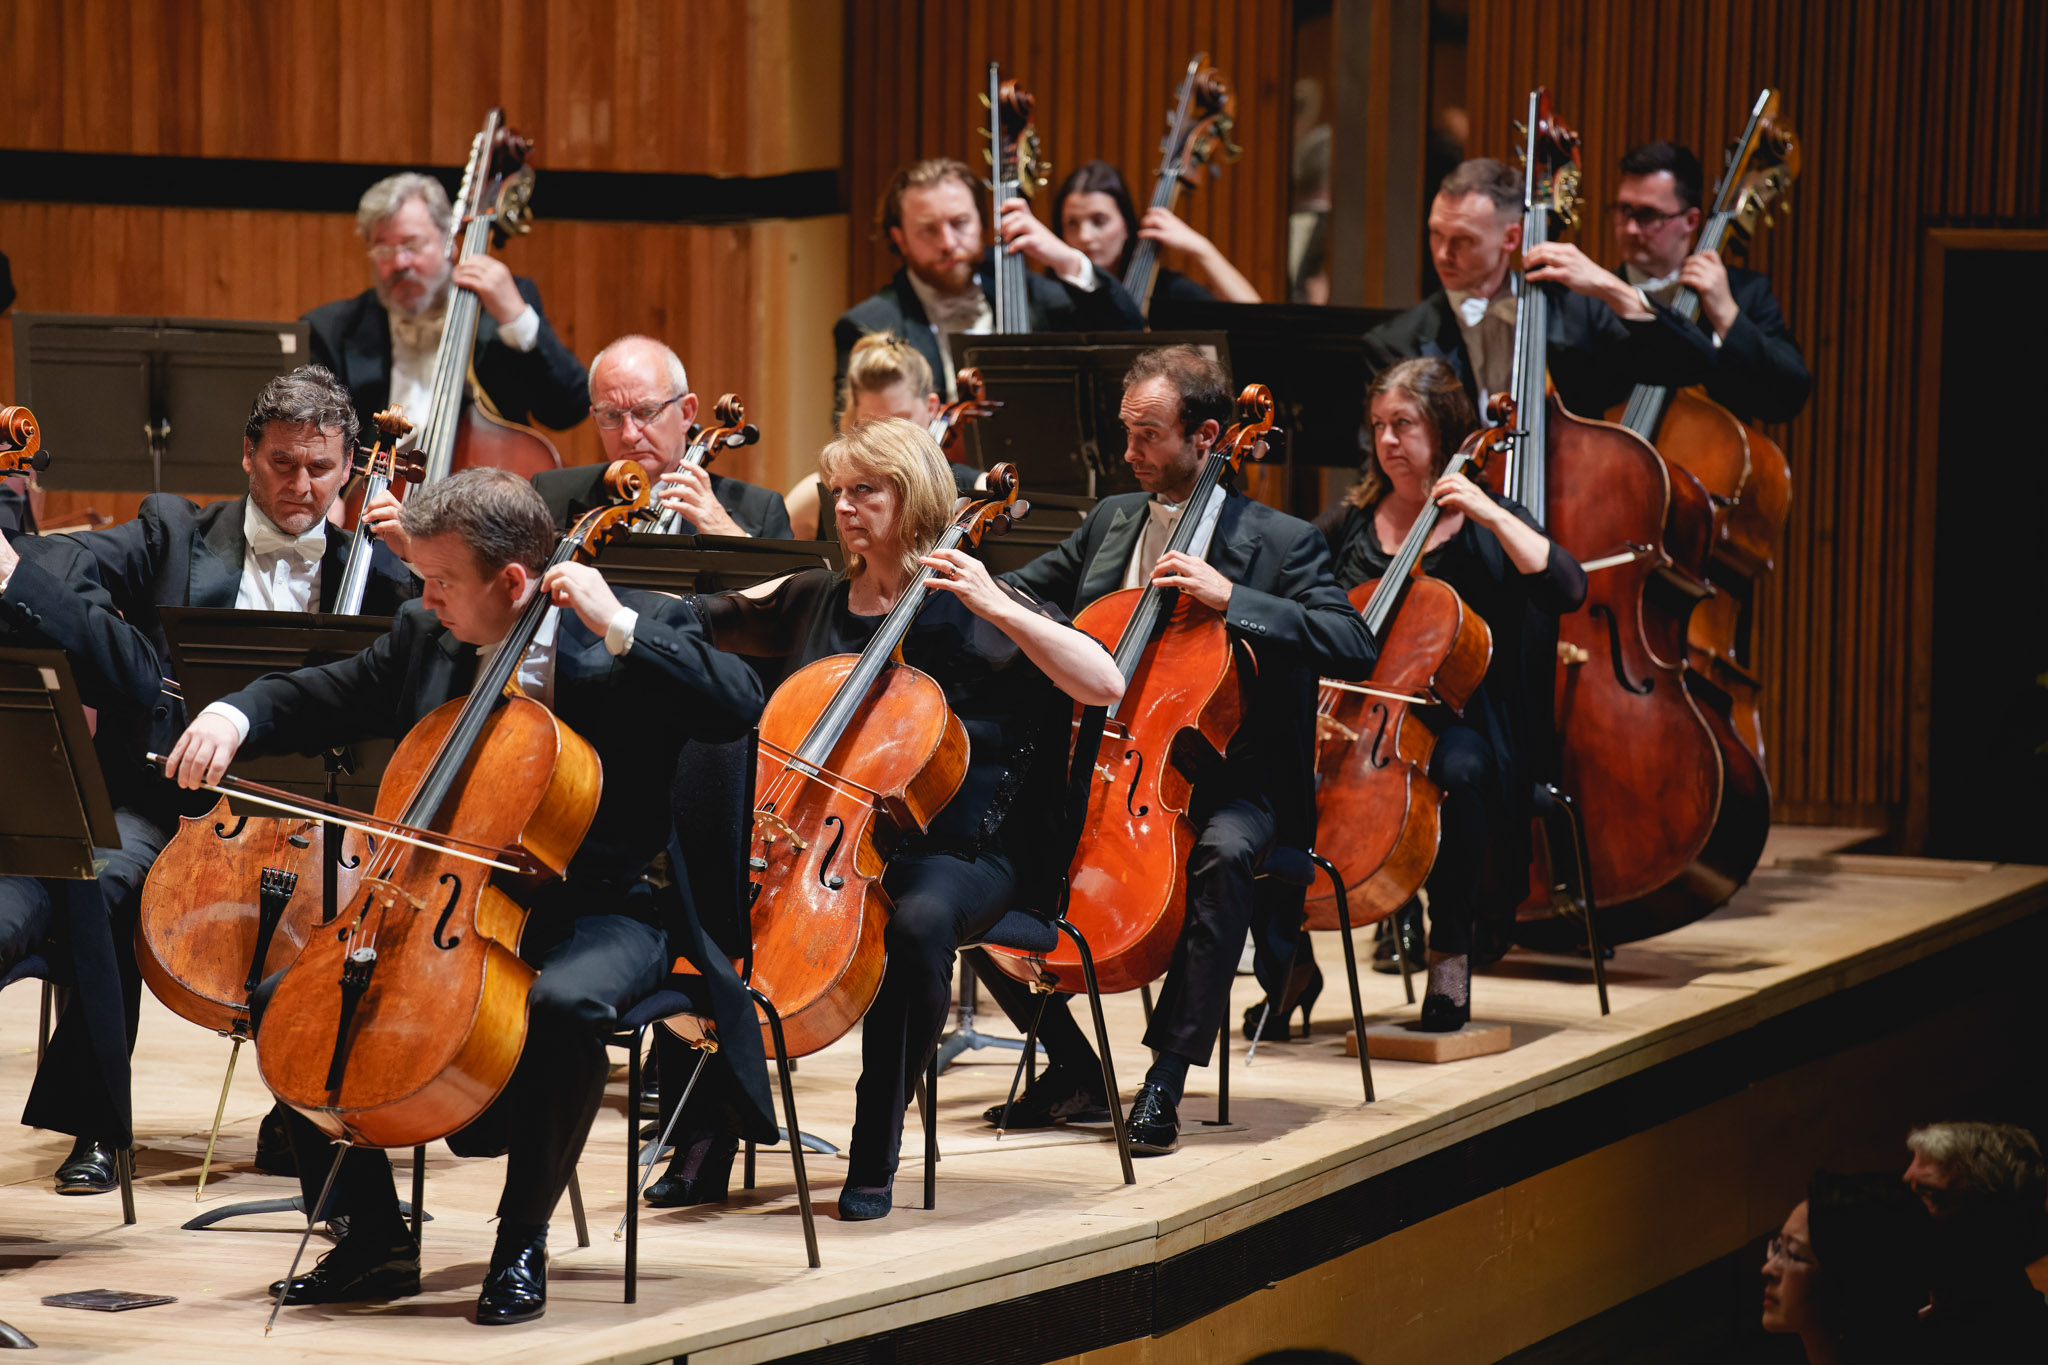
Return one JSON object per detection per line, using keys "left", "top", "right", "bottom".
{"left": 1458, "top": 295, "right": 1491, "bottom": 327}
{"left": 248, "top": 518, "right": 326, "bottom": 562}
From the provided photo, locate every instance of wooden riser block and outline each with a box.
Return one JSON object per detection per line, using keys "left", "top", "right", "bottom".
{"left": 1347, "top": 1020, "right": 1513, "bottom": 1063}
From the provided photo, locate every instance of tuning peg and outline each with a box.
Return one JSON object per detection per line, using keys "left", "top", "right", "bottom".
{"left": 1511, "top": 119, "right": 1527, "bottom": 139}
{"left": 1012, "top": 499, "right": 1031, "bottom": 520}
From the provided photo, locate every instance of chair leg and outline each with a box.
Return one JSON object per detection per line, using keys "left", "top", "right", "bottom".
{"left": 1058, "top": 919, "right": 1135, "bottom": 1185}
{"left": 568, "top": 1168, "right": 589, "bottom": 1248}
{"left": 1549, "top": 784, "right": 1612, "bottom": 1016}
{"left": 755, "top": 990, "right": 820, "bottom": 1268}
{"left": 118, "top": 1146, "right": 135, "bottom": 1226}
{"left": 38, "top": 980, "right": 54, "bottom": 1064}
{"left": 1316, "top": 854, "right": 1374, "bottom": 1103}
{"left": 1214, "top": 1020, "right": 1230, "bottom": 1125}
{"left": 922, "top": 1051, "right": 940, "bottom": 1211}
{"left": 624, "top": 1027, "right": 640, "bottom": 1304}
{"left": 410, "top": 1147, "right": 425, "bottom": 1245}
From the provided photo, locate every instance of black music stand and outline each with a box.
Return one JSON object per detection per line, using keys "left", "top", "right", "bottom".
{"left": 955, "top": 331, "right": 1230, "bottom": 499}
{"left": 593, "top": 534, "right": 842, "bottom": 596}
{"left": 11, "top": 313, "right": 311, "bottom": 495}
{"left": 154, "top": 609, "right": 427, "bottom": 1234}
{"left": 0, "top": 647, "right": 121, "bottom": 877}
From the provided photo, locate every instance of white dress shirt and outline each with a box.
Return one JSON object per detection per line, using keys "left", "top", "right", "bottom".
{"left": 1121, "top": 487, "right": 1227, "bottom": 590}
{"left": 904, "top": 252, "right": 1095, "bottom": 400}
{"left": 235, "top": 500, "right": 326, "bottom": 611}
{"left": 386, "top": 300, "right": 541, "bottom": 429}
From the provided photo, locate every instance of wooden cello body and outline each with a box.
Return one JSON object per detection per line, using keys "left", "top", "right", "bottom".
{"left": 744, "top": 469, "right": 1027, "bottom": 1058}
{"left": 983, "top": 387, "right": 1273, "bottom": 996}
{"left": 256, "top": 467, "right": 646, "bottom": 1148}
{"left": 1305, "top": 418, "right": 1507, "bottom": 930}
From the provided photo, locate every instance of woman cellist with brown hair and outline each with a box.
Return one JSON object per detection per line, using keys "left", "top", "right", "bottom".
{"left": 677, "top": 418, "right": 1123, "bottom": 1222}
{"left": 1282, "top": 358, "right": 1584, "bottom": 1029}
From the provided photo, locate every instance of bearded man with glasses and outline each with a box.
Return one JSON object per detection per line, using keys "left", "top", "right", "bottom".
{"left": 1609, "top": 140, "right": 1811, "bottom": 425}
{"left": 302, "top": 172, "right": 590, "bottom": 446}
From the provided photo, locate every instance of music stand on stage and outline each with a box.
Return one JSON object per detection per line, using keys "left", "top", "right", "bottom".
{"left": 11, "top": 313, "right": 312, "bottom": 495}
{"left": 955, "top": 330, "right": 1230, "bottom": 500}
{"left": 0, "top": 647, "right": 121, "bottom": 877}
{"left": 595, "top": 534, "right": 842, "bottom": 596}
{"left": 155, "top": 608, "right": 428, "bottom": 1234}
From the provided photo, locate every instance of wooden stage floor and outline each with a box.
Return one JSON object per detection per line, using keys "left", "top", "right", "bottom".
{"left": 3, "top": 826, "right": 2044, "bottom": 1363}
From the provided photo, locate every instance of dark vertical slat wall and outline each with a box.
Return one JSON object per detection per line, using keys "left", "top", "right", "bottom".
{"left": 840, "top": 0, "right": 1297, "bottom": 303}
{"left": 1464, "top": 0, "right": 2048, "bottom": 832}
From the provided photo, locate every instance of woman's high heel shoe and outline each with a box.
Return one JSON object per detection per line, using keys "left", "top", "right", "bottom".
{"left": 1241, "top": 961, "right": 1325, "bottom": 1041}
{"left": 644, "top": 1128, "right": 739, "bottom": 1208}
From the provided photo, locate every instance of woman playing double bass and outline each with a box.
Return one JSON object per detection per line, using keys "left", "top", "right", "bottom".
{"left": 1298, "top": 359, "right": 1584, "bottom": 1028}
{"left": 163, "top": 468, "right": 766, "bottom": 1326}
{"left": 679, "top": 419, "right": 1123, "bottom": 1221}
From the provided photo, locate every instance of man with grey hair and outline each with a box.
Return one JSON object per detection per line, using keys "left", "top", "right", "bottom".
{"left": 1362, "top": 155, "right": 1714, "bottom": 417}
{"left": 303, "top": 171, "right": 588, "bottom": 445}
{"left": 1904, "top": 1121, "right": 2048, "bottom": 1353}
{"left": 527, "top": 334, "right": 791, "bottom": 539}
{"left": 19, "top": 366, "right": 414, "bottom": 1197}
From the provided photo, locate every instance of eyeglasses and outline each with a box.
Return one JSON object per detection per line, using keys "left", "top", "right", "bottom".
{"left": 366, "top": 236, "right": 443, "bottom": 264}
{"left": 1765, "top": 1237, "right": 1815, "bottom": 1269}
{"left": 591, "top": 394, "right": 687, "bottom": 430}
{"left": 1606, "top": 202, "right": 1689, "bottom": 228}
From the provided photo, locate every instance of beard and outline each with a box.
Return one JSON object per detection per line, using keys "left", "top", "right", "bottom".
{"left": 375, "top": 259, "right": 453, "bottom": 323}
{"left": 909, "top": 251, "right": 979, "bottom": 297}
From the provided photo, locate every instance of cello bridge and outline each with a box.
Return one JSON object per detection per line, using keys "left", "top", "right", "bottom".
{"left": 753, "top": 810, "right": 809, "bottom": 851}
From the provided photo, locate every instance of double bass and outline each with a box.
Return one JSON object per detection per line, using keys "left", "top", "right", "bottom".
{"left": 409, "top": 109, "right": 562, "bottom": 486}
{"left": 983, "top": 65, "right": 1047, "bottom": 335}
{"left": 985, "top": 387, "right": 1273, "bottom": 996}
{"left": 1497, "top": 90, "right": 1767, "bottom": 950}
{"left": 252, "top": 463, "right": 649, "bottom": 1147}
{"left": 746, "top": 468, "right": 1028, "bottom": 1059}
{"left": 1124, "top": 54, "right": 1241, "bottom": 317}
{"left": 1609, "top": 89, "right": 1802, "bottom": 766}
{"left": 1305, "top": 407, "right": 1510, "bottom": 929}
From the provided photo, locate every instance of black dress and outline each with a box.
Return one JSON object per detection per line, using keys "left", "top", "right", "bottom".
{"left": 1314, "top": 495, "right": 1585, "bottom": 957}
{"left": 693, "top": 568, "right": 1075, "bottom": 1186}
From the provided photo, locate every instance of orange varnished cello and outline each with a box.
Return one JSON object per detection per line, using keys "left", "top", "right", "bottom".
{"left": 985, "top": 387, "right": 1273, "bottom": 996}
{"left": 929, "top": 367, "right": 1001, "bottom": 453}
{"left": 243, "top": 464, "right": 649, "bottom": 1148}
{"left": 1609, "top": 90, "right": 1801, "bottom": 766}
{"left": 1305, "top": 406, "right": 1511, "bottom": 930}
{"left": 745, "top": 468, "right": 1028, "bottom": 1059}
{"left": 1, "top": 405, "right": 49, "bottom": 481}
{"left": 1498, "top": 90, "right": 1768, "bottom": 950}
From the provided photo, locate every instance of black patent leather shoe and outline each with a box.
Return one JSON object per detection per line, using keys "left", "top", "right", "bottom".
{"left": 1372, "top": 901, "right": 1425, "bottom": 975}
{"left": 1125, "top": 1084, "right": 1180, "bottom": 1157}
{"left": 477, "top": 1236, "right": 547, "bottom": 1325}
{"left": 269, "top": 1231, "right": 421, "bottom": 1304}
{"left": 54, "top": 1136, "right": 118, "bottom": 1195}
{"left": 981, "top": 1065, "right": 1110, "bottom": 1129}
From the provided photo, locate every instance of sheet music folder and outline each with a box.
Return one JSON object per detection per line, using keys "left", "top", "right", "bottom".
{"left": 0, "top": 646, "right": 122, "bottom": 877}
{"left": 159, "top": 609, "right": 395, "bottom": 812}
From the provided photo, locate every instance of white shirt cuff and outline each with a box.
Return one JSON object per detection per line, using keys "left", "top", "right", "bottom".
{"left": 0, "top": 568, "right": 13, "bottom": 597}
{"left": 199, "top": 700, "right": 252, "bottom": 743}
{"left": 604, "top": 605, "right": 639, "bottom": 656}
{"left": 1054, "top": 254, "right": 1098, "bottom": 291}
{"left": 500, "top": 305, "right": 541, "bottom": 352}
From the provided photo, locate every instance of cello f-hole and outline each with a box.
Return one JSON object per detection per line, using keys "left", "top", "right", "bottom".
{"left": 432, "top": 873, "right": 464, "bottom": 949}
{"left": 1590, "top": 604, "right": 1655, "bottom": 696}
{"left": 1122, "top": 748, "right": 1150, "bottom": 817}
{"left": 214, "top": 816, "right": 249, "bottom": 841}
{"left": 1366, "top": 702, "right": 1393, "bottom": 769}
{"left": 817, "top": 816, "right": 846, "bottom": 892}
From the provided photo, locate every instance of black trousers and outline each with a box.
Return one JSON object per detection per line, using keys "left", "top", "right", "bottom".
{"left": 1420, "top": 724, "right": 1495, "bottom": 957}
{"left": 844, "top": 849, "right": 1016, "bottom": 1187}
{"left": 3, "top": 808, "right": 169, "bottom": 1143}
{"left": 973, "top": 795, "right": 1277, "bottom": 1073}
{"left": 276, "top": 908, "right": 666, "bottom": 1231}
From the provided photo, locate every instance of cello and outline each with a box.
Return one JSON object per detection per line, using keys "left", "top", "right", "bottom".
{"left": 1305, "top": 407, "right": 1510, "bottom": 929}
{"left": 1, "top": 405, "right": 49, "bottom": 481}
{"left": 248, "top": 462, "right": 649, "bottom": 1148}
{"left": 1609, "top": 89, "right": 1802, "bottom": 766}
{"left": 333, "top": 408, "right": 425, "bottom": 614}
{"left": 929, "top": 367, "right": 1001, "bottom": 453}
{"left": 409, "top": 109, "right": 562, "bottom": 486}
{"left": 1124, "top": 54, "right": 1241, "bottom": 317}
{"left": 745, "top": 467, "right": 1028, "bottom": 1058}
{"left": 639, "top": 394, "right": 761, "bottom": 536}
{"left": 983, "top": 65, "right": 1048, "bottom": 334}
{"left": 1497, "top": 90, "right": 1768, "bottom": 950}
{"left": 984, "top": 386, "right": 1273, "bottom": 996}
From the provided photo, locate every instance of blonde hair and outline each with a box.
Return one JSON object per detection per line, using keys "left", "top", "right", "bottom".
{"left": 838, "top": 333, "right": 936, "bottom": 431}
{"left": 817, "top": 419, "right": 956, "bottom": 583}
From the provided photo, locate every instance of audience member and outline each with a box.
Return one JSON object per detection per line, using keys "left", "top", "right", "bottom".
{"left": 1761, "top": 1171, "right": 1930, "bottom": 1364}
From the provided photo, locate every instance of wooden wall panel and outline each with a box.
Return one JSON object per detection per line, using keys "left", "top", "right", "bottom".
{"left": 3, "top": 0, "right": 844, "bottom": 175}
{"left": 1463, "top": 0, "right": 2048, "bottom": 833}
{"left": 841, "top": 0, "right": 1296, "bottom": 301}
{"left": 0, "top": 203, "right": 849, "bottom": 516}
